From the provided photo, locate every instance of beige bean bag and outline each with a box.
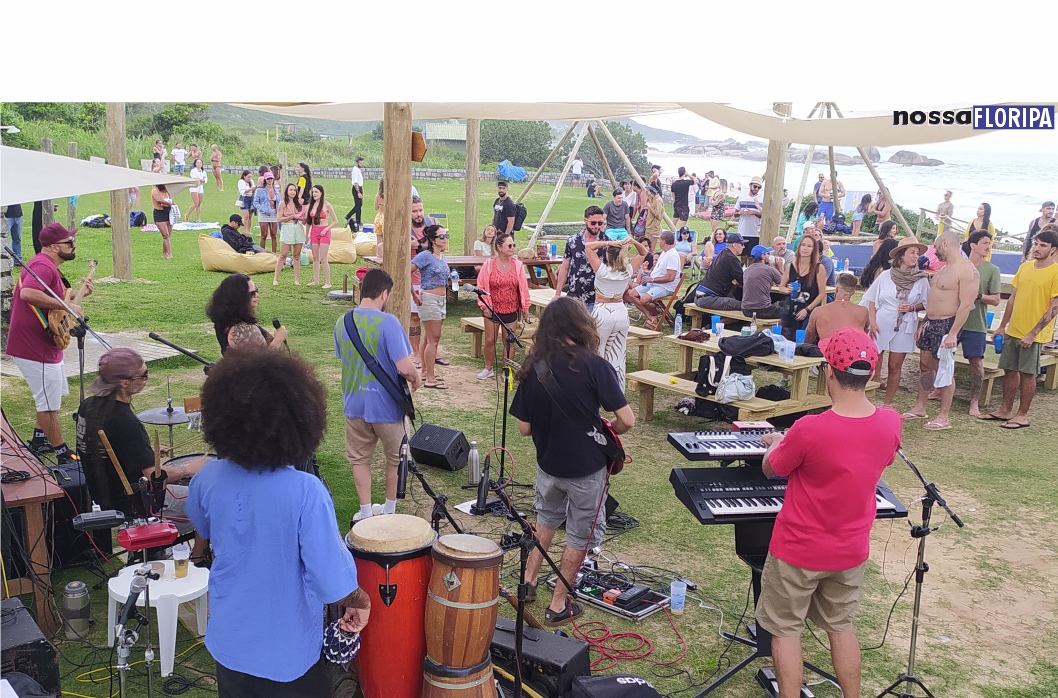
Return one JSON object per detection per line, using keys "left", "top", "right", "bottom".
{"left": 198, "top": 234, "right": 279, "bottom": 274}
{"left": 353, "top": 231, "right": 378, "bottom": 257}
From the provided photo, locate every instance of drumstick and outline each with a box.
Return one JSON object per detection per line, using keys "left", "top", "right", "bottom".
{"left": 153, "top": 430, "right": 161, "bottom": 477}
{"left": 499, "top": 587, "right": 543, "bottom": 630}
{"left": 98, "top": 430, "right": 135, "bottom": 496}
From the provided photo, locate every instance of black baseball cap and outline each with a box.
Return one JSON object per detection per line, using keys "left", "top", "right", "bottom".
{"left": 229, "top": 214, "right": 243, "bottom": 225}
{"left": 497, "top": 180, "right": 508, "bottom": 187}
{"left": 651, "top": 164, "right": 661, "bottom": 171}
{"left": 726, "top": 232, "right": 746, "bottom": 245}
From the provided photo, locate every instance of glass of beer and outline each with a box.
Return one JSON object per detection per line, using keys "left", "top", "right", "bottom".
{"left": 173, "top": 543, "right": 191, "bottom": 578}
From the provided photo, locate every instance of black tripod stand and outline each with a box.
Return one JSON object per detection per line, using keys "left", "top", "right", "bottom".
{"left": 405, "top": 461, "right": 464, "bottom": 534}
{"left": 877, "top": 448, "right": 964, "bottom": 698}
{"left": 490, "top": 480, "right": 576, "bottom": 698}
{"left": 471, "top": 290, "right": 532, "bottom": 489}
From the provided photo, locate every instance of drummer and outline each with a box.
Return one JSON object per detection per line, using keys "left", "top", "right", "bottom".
{"left": 206, "top": 273, "right": 288, "bottom": 354}
{"left": 187, "top": 349, "right": 369, "bottom": 696}
{"left": 75, "top": 348, "right": 206, "bottom": 556}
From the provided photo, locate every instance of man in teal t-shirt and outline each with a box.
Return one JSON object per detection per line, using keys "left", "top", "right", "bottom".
{"left": 959, "top": 230, "right": 1002, "bottom": 416}
{"left": 334, "top": 269, "right": 421, "bottom": 521}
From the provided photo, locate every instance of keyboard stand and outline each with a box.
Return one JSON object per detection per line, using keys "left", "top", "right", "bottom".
{"left": 695, "top": 521, "right": 839, "bottom": 697}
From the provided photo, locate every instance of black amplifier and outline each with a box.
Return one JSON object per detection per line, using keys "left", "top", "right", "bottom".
{"left": 0, "top": 599, "right": 61, "bottom": 697}
{"left": 490, "top": 617, "right": 592, "bottom": 698}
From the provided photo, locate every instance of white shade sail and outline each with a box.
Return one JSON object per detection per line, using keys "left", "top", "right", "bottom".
{"left": 1, "top": 146, "right": 198, "bottom": 207}
{"left": 227, "top": 102, "right": 682, "bottom": 122}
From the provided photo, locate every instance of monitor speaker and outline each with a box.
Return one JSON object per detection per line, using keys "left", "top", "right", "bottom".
{"left": 409, "top": 424, "right": 469, "bottom": 471}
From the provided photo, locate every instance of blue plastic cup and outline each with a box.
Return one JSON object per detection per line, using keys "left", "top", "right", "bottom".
{"left": 710, "top": 316, "right": 720, "bottom": 334}
{"left": 993, "top": 334, "right": 1004, "bottom": 354}
{"left": 986, "top": 311, "right": 995, "bottom": 329}
{"left": 772, "top": 325, "right": 782, "bottom": 335}
{"left": 669, "top": 581, "right": 687, "bottom": 615}
{"left": 796, "top": 329, "right": 806, "bottom": 344}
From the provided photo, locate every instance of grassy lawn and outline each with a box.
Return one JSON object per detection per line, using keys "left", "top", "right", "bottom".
{"left": 3, "top": 173, "right": 1057, "bottom": 697}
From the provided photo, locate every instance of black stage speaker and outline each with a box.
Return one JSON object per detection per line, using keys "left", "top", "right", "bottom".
{"left": 0, "top": 599, "right": 61, "bottom": 697}
{"left": 410, "top": 424, "right": 469, "bottom": 471}
{"left": 572, "top": 675, "right": 664, "bottom": 698}
{"left": 48, "top": 461, "right": 113, "bottom": 569}
{"left": 491, "top": 617, "right": 591, "bottom": 698}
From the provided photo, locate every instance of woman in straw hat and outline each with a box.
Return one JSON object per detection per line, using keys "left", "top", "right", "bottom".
{"left": 859, "top": 236, "right": 930, "bottom": 405}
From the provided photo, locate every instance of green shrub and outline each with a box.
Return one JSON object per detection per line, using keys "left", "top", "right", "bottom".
{"left": 480, "top": 120, "right": 553, "bottom": 168}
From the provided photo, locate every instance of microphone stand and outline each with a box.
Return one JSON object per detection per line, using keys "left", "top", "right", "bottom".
{"left": 405, "top": 461, "right": 463, "bottom": 534}
{"left": 475, "top": 292, "right": 532, "bottom": 489}
{"left": 877, "top": 448, "right": 964, "bottom": 698}
{"left": 490, "top": 480, "right": 577, "bottom": 698}
{"left": 115, "top": 564, "right": 160, "bottom": 698}
{"left": 4, "top": 246, "right": 110, "bottom": 404}
{"left": 147, "top": 332, "right": 215, "bottom": 375}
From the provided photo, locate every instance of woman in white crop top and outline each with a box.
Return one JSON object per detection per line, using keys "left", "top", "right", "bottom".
{"left": 584, "top": 237, "right": 647, "bottom": 389}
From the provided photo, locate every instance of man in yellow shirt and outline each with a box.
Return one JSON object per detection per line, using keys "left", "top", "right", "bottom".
{"left": 982, "top": 227, "right": 1058, "bottom": 428}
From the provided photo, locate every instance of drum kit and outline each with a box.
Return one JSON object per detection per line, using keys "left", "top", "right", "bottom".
{"left": 345, "top": 515, "right": 505, "bottom": 698}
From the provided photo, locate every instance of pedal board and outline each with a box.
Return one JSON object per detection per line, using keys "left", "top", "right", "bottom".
{"left": 544, "top": 573, "right": 669, "bottom": 621}
{"left": 755, "top": 667, "right": 815, "bottom": 698}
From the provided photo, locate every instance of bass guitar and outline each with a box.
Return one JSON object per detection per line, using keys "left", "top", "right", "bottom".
{"left": 48, "top": 259, "right": 97, "bottom": 349}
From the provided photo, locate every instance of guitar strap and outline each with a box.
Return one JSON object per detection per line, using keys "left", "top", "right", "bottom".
{"left": 533, "top": 361, "right": 624, "bottom": 465}
{"left": 343, "top": 310, "right": 414, "bottom": 421}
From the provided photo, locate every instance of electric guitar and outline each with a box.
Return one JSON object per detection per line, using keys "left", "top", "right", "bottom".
{"left": 48, "top": 259, "right": 97, "bottom": 349}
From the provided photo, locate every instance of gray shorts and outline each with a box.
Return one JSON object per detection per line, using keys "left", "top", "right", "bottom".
{"left": 534, "top": 467, "right": 608, "bottom": 550}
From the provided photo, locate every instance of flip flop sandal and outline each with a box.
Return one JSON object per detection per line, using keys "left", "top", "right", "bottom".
{"left": 434, "top": 357, "right": 451, "bottom": 366}
{"left": 901, "top": 412, "right": 928, "bottom": 420}
{"left": 977, "top": 413, "right": 1007, "bottom": 421}
{"left": 1000, "top": 421, "right": 1031, "bottom": 429}
{"left": 924, "top": 421, "right": 952, "bottom": 431}
{"left": 424, "top": 379, "right": 449, "bottom": 390}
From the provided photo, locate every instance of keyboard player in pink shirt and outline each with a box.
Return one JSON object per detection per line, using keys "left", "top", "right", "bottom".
{"left": 757, "top": 328, "right": 901, "bottom": 698}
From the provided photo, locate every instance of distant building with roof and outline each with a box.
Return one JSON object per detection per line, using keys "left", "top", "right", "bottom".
{"left": 425, "top": 121, "right": 467, "bottom": 154}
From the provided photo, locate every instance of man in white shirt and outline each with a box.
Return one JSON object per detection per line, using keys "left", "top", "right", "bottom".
{"left": 622, "top": 180, "right": 636, "bottom": 211}
{"left": 571, "top": 158, "right": 584, "bottom": 186}
{"left": 171, "top": 142, "right": 188, "bottom": 174}
{"left": 735, "top": 176, "right": 764, "bottom": 239}
{"left": 625, "top": 230, "right": 682, "bottom": 329}
{"left": 349, "top": 157, "right": 365, "bottom": 231}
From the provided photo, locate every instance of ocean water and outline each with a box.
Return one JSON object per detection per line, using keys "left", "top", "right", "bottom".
{"left": 646, "top": 143, "right": 1056, "bottom": 237}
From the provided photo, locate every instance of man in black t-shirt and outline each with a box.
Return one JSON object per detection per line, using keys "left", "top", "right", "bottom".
{"left": 492, "top": 181, "right": 518, "bottom": 237}
{"left": 510, "top": 298, "right": 635, "bottom": 626}
{"left": 695, "top": 232, "right": 746, "bottom": 311}
{"left": 670, "top": 167, "right": 695, "bottom": 228}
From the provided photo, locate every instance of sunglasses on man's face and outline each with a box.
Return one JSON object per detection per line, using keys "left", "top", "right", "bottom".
{"left": 587, "top": 220, "right": 605, "bottom": 227}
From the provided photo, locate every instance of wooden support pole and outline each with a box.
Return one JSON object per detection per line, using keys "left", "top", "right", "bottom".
{"left": 40, "top": 139, "right": 54, "bottom": 226}
{"left": 67, "top": 142, "right": 78, "bottom": 230}
{"left": 464, "top": 118, "right": 480, "bottom": 254}
{"left": 527, "top": 123, "right": 590, "bottom": 250}
{"left": 760, "top": 103, "right": 791, "bottom": 246}
{"left": 105, "top": 103, "right": 132, "bottom": 280}
{"left": 516, "top": 121, "right": 577, "bottom": 205}
{"left": 827, "top": 144, "right": 841, "bottom": 218}
{"left": 587, "top": 124, "right": 617, "bottom": 191}
{"left": 382, "top": 103, "right": 413, "bottom": 331}
{"left": 786, "top": 145, "right": 815, "bottom": 242}
{"left": 278, "top": 152, "right": 288, "bottom": 182}
{"left": 857, "top": 147, "right": 914, "bottom": 237}
{"left": 595, "top": 119, "right": 677, "bottom": 232}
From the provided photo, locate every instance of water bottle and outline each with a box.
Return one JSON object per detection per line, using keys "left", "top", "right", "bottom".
{"left": 450, "top": 270, "right": 459, "bottom": 292}
{"left": 62, "top": 581, "right": 90, "bottom": 640}
{"left": 790, "top": 281, "right": 800, "bottom": 295}
{"left": 749, "top": 312, "right": 758, "bottom": 334}
{"left": 993, "top": 333, "right": 1004, "bottom": 355}
{"left": 673, "top": 314, "right": 683, "bottom": 338}
{"left": 835, "top": 258, "right": 842, "bottom": 271}
{"left": 844, "top": 257, "right": 851, "bottom": 273}
{"left": 467, "top": 441, "right": 481, "bottom": 486}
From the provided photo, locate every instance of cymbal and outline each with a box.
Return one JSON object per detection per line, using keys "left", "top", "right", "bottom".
{"left": 137, "top": 406, "right": 190, "bottom": 425}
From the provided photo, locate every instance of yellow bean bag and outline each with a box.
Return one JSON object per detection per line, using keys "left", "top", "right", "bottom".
{"left": 353, "top": 231, "right": 378, "bottom": 257}
{"left": 198, "top": 234, "right": 279, "bottom": 274}
{"left": 301, "top": 227, "right": 358, "bottom": 264}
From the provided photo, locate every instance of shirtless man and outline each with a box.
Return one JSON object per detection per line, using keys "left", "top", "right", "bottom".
{"left": 818, "top": 172, "right": 846, "bottom": 223}
{"left": 905, "top": 232, "right": 979, "bottom": 430}
{"left": 210, "top": 144, "right": 223, "bottom": 191}
{"left": 805, "top": 274, "right": 869, "bottom": 349}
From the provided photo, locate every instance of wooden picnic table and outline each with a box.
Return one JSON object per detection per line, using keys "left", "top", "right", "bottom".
{"left": 685, "top": 305, "right": 781, "bottom": 329}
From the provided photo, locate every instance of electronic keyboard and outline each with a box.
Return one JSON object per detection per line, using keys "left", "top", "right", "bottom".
{"left": 667, "top": 431, "right": 770, "bottom": 461}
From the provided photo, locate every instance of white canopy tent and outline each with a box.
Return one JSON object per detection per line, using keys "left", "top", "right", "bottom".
{"left": 1, "top": 146, "right": 196, "bottom": 206}
{"left": 228, "top": 102, "right": 682, "bottom": 122}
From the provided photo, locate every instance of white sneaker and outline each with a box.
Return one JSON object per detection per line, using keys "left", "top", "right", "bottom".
{"left": 477, "top": 368, "right": 495, "bottom": 380}
{"left": 352, "top": 510, "right": 370, "bottom": 523}
{"left": 372, "top": 503, "right": 384, "bottom": 516}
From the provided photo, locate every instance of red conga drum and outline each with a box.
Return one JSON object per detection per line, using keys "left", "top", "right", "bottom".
{"left": 346, "top": 514, "right": 436, "bottom": 698}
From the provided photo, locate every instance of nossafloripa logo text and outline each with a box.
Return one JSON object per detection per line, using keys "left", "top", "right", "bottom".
{"left": 893, "top": 106, "right": 1054, "bottom": 130}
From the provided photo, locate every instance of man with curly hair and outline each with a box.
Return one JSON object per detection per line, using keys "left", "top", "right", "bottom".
{"left": 187, "top": 350, "right": 369, "bottom": 697}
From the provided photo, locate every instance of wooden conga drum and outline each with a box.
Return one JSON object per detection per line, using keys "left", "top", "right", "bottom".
{"left": 425, "top": 534, "right": 504, "bottom": 669}
{"left": 346, "top": 514, "right": 436, "bottom": 698}
{"left": 422, "top": 657, "right": 497, "bottom": 698}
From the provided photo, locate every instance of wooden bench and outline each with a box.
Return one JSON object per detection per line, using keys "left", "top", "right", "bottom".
{"left": 626, "top": 370, "right": 834, "bottom": 421}
{"left": 460, "top": 316, "right": 662, "bottom": 370}
{"left": 685, "top": 305, "right": 781, "bottom": 329}
{"left": 907, "top": 348, "right": 1058, "bottom": 405}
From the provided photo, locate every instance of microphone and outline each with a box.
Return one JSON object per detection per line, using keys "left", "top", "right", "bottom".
{"left": 475, "top": 454, "right": 491, "bottom": 511}
{"left": 396, "top": 436, "right": 409, "bottom": 499}
{"left": 461, "top": 284, "right": 489, "bottom": 296}
{"left": 116, "top": 575, "right": 147, "bottom": 635}
{"left": 272, "top": 318, "right": 290, "bottom": 352}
